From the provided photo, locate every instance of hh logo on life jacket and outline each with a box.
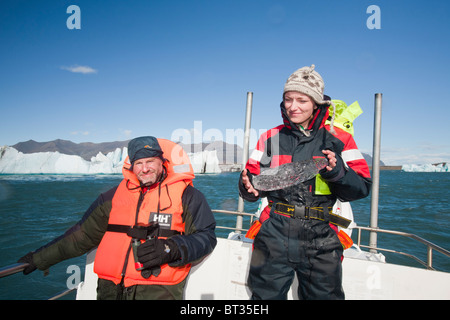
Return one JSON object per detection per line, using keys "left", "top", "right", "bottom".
{"left": 149, "top": 212, "right": 172, "bottom": 229}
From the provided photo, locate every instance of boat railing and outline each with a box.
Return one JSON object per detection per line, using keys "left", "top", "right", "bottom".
{"left": 212, "top": 209, "right": 254, "bottom": 233}
{"left": 0, "top": 262, "right": 77, "bottom": 299}
{"left": 354, "top": 225, "right": 450, "bottom": 271}
{"left": 212, "top": 209, "right": 450, "bottom": 271}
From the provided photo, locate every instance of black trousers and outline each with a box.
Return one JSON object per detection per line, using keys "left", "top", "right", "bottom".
{"left": 248, "top": 210, "right": 345, "bottom": 300}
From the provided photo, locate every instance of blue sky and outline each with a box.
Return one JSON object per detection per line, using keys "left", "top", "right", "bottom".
{"left": 1, "top": 0, "right": 449, "bottom": 165}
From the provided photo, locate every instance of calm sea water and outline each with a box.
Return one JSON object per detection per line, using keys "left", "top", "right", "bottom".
{"left": 0, "top": 171, "right": 449, "bottom": 299}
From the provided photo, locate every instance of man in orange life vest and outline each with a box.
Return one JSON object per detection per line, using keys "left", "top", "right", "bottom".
{"left": 18, "top": 136, "right": 217, "bottom": 300}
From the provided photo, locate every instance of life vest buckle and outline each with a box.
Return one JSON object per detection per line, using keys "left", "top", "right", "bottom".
{"left": 127, "top": 222, "right": 160, "bottom": 240}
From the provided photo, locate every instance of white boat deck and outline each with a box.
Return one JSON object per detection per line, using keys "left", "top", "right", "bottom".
{"left": 76, "top": 236, "right": 450, "bottom": 300}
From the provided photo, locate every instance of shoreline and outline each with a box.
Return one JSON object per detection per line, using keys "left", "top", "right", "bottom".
{"left": 375, "top": 166, "right": 402, "bottom": 171}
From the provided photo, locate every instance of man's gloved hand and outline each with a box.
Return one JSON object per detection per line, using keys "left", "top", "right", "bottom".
{"left": 136, "top": 238, "right": 181, "bottom": 270}
{"left": 17, "top": 252, "right": 37, "bottom": 275}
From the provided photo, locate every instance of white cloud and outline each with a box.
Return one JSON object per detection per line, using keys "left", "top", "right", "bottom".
{"left": 123, "top": 130, "right": 132, "bottom": 137}
{"left": 120, "top": 129, "right": 132, "bottom": 139}
{"left": 71, "top": 131, "right": 90, "bottom": 136}
{"left": 61, "top": 65, "right": 98, "bottom": 74}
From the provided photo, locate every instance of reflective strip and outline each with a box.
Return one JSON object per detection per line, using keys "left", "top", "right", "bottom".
{"left": 315, "top": 175, "right": 331, "bottom": 195}
{"left": 249, "top": 149, "right": 264, "bottom": 162}
{"left": 342, "top": 149, "right": 364, "bottom": 163}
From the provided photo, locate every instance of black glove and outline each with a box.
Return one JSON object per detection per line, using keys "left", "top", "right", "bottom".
{"left": 17, "top": 252, "right": 37, "bottom": 275}
{"left": 136, "top": 238, "right": 181, "bottom": 270}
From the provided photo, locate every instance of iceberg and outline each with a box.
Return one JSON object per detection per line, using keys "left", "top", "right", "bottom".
{"left": 401, "top": 163, "right": 448, "bottom": 172}
{"left": 0, "top": 146, "right": 221, "bottom": 175}
{"left": 188, "top": 150, "right": 221, "bottom": 174}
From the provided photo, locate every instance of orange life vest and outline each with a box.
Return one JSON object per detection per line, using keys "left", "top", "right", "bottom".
{"left": 94, "top": 139, "right": 195, "bottom": 287}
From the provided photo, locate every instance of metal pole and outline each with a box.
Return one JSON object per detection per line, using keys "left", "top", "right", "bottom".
{"left": 236, "top": 92, "right": 253, "bottom": 232}
{"left": 0, "top": 263, "right": 29, "bottom": 278}
{"left": 369, "top": 93, "right": 382, "bottom": 253}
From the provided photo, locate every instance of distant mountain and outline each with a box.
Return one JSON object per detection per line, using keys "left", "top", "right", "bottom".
{"left": 363, "top": 153, "right": 385, "bottom": 167}
{"left": 11, "top": 139, "right": 382, "bottom": 166}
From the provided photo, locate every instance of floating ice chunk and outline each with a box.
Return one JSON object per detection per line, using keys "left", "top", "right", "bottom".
{"left": 402, "top": 163, "right": 448, "bottom": 172}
